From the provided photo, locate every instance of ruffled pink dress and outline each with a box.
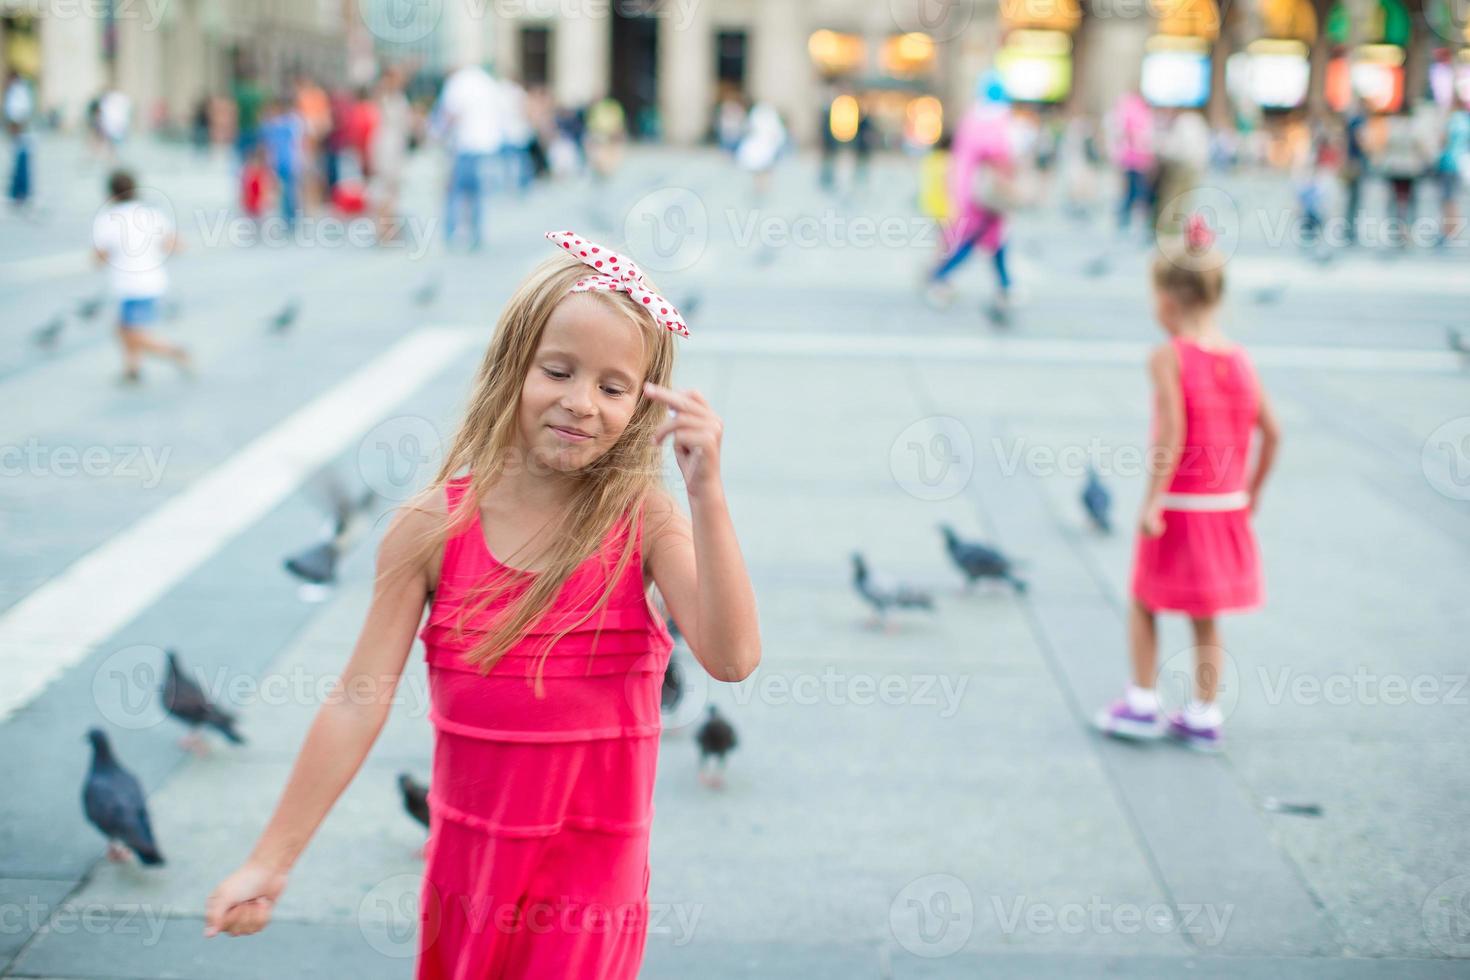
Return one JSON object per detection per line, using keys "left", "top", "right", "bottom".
{"left": 416, "top": 476, "right": 673, "bottom": 979}
{"left": 1131, "top": 336, "right": 1264, "bottom": 616}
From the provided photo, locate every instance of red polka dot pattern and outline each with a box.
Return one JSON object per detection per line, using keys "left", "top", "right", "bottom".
{"left": 543, "top": 230, "right": 690, "bottom": 338}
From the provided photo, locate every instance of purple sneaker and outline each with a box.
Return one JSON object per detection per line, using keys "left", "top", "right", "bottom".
{"left": 1094, "top": 699, "right": 1164, "bottom": 740}
{"left": 1165, "top": 712, "right": 1223, "bottom": 753}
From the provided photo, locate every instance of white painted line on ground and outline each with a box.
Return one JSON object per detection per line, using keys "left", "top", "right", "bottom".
{"left": 0, "top": 249, "right": 92, "bottom": 285}
{"left": 653, "top": 331, "right": 1462, "bottom": 374}
{"left": 0, "top": 327, "right": 475, "bottom": 723}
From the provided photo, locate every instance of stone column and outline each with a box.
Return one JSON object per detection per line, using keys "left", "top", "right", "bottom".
{"left": 114, "top": 10, "right": 163, "bottom": 130}
{"left": 658, "top": 0, "right": 714, "bottom": 144}
{"left": 553, "top": 8, "right": 610, "bottom": 106}
{"left": 443, "top": 0, "right": 486, "bottom": 68}
{"left": 39, "top": 9, "right": 104, "bottom": 130}
{"left": 750, "top": 0, "right": 813, "bottom": 143}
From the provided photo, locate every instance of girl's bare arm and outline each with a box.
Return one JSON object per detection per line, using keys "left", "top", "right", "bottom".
{"left": 1249, "top": 387, "right": 1282, "bottom": 510}
{"left": 1140, "top": 343, "right": 1185, "bottom": 535}
{"left": 204, "top": 498, "right": 438, "bottom": 937}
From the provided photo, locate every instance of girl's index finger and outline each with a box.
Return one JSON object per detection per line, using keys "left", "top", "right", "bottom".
{"left": 643, "top": 382, "right": 693, "bottom": 412}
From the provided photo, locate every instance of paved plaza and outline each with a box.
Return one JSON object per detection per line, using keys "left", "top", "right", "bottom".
{"left": 1, "top": 137, "right": 1468, "bottom": 978}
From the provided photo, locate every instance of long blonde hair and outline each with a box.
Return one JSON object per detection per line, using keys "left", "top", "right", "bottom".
{"left": 398, "top": 249, "right": 677, "bottom": 688}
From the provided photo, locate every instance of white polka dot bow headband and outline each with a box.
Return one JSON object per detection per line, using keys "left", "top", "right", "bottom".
{"left": 545, "top": 230, "right": 689, "bottom": 338}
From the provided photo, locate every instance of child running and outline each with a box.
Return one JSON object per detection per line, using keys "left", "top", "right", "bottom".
{"left": 1095, "top": 215, "right": 1281, "bottom": 751}
{"left": 91, "top": 169, "right": 192, "bottom": 383}
{"left": 203, "top": 231, "right": 762, "bottom": 978}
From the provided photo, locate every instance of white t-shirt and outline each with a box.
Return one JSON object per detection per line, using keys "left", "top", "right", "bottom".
{"left": 99, "top": 90, "right": 132, "bottom": 141}
{"left": 439, "top": 67, "right": 502, "bottom": 154}
{"left": 3, "top": 78, "right": 33, "bottom": 126}
{"left": 92, "top": 201, "right": 172, "bottom": 298}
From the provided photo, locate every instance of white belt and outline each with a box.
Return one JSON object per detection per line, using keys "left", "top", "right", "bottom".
{"left": 1159, "top": 490, "right": 1250, "bottom": 512}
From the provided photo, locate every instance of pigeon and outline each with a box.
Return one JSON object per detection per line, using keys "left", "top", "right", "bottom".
{"left": 1448, "top": 328, "right": 1469, "bottom": 357}
{"left": 1262, "top": 798, "right": 1323, "bottom": 817}
{"left": 82, "top": 729, "right": 165, "bottom": 866}
{"left": 938, "top": 525, "right": 1027, "bottom": 593}
{"left": 267, "top": 299, "right": 301, "bottom": 334}
{"left": 851, "top": 552, "right": 934, "bottom": 630}
{"left": 1251, "top": 283, "right": 1287, "bottom": 306}
{"left": 695, "top": 705, "right": 737, "bottom": 788}
{"left": 398, "top": 773, "right": 430, "bottom": 829}
{"left": 661, "top": 654, "right": 684, "bottom": 713}
{"left": 412, "top": 277, "right": 441, "bottom": 307}
{"left": 284, "top": 478, "right": 377, "bottom": 587}
{"left": 161, "top": 649, "right": 244, "bottom": 755}
{"left": 1081, "top": 466, "right": 1113, "bottom": 534}
{"left": 76, "top": 294, "right": 105, "bottom": 321}
{"left": 32, "top": 316, "right": 65, "bottom": 349}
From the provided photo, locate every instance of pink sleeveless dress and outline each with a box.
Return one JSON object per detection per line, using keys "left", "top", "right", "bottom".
{"left": 1131, "top": 336, "right": 1264, "bottom": 616}
{"left": 415, "top": 476, "right": 673, "bottom": 980}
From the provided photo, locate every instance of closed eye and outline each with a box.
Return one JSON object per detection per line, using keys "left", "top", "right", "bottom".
{"left": 543, "top": 368, "right": 569, "bottom": 380}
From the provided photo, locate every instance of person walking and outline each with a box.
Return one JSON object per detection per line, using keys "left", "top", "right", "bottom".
{"left": 436, "top": 63, "right": 502, "bottom": 250}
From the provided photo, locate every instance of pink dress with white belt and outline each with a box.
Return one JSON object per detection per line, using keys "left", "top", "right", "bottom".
{"left": 416, "top": 476, "right": 673, "bottom": 979}
{"left": 1131, "top": 337, "right": 1264, "bottom": 616}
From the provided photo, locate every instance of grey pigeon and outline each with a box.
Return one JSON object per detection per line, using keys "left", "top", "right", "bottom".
{"left": 162, "top": 650, "right": 243, "bottom": 754}
{"left": 76, "top": 294, "right": 105, "bottom": 321}
{"left": 412, "top": 277, "right": 441, "bottom": 307}
{"left": 284, "top": 479, "right": 377, "bottom": 586}
{"left": 1251, "top": 283, "right": 1287, "bottom": 306}
{"left": 33, "top": 316, "right": 65, "bottom": 349}
{"left": 1082, "top": 466, "right": 1112, "bottom": 533}
{"left": 661, "top": 654, "right": 684, "bottom": 713}
{"left": 939, "top": 525, "right": 1027, "bottom": 593}
{"left": 1448, "top": 328, "right": 1469, "bottom": 357}
{"left": 82, "top": 729, "right": 164, "bottom": 866}
{"left": 267, "top": 299, "right": 301, "bottom": 333}
{"left": 397, "top": 773, "right": 430, "bottom": 829}
{"left": 851, "top": 552, "right": 934, "bottom": 629}
{"left": 695, "top": 705, "right": 737, "bottom": 788}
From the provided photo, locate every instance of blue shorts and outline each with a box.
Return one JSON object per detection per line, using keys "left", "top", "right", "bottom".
{"left": 119, "top": 297, "right": 160, "bottom": 328}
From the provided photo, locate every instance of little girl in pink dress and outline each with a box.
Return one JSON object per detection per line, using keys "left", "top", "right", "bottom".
{"left": 1096, "top": 217, "right": 1282, "bottom": 751}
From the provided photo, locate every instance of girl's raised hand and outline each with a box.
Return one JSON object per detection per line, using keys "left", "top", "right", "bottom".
{"left": 644, "top": 382, "right": 724, "bottom": 498}
{"left": 204, "top": 860, "right": 289, "bottom": 938}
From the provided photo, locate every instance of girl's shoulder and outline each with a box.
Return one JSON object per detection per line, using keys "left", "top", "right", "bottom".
{"left": 378, "top": 483, "right": 451, "bottom": 593}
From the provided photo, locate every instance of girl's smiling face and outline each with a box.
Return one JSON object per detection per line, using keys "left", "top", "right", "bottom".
{"left": 518, "top": 293, "right": 648, "bottom": 473}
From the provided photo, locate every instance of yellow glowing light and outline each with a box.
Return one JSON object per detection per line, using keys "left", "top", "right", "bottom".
{"left": 830, "top": 94, "right": 861, "bottom": 142}
{"left": 881, "top": 32, "right": 938, "bottom": 76}
{"left": 907, "top": 96, "right": 944, "bottom": 146}
{"left": 1151, "top": 0, "right": 1220, "bottom": 39}
{"left": 809, "top": 30, "right": 866, "bottom": 75}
